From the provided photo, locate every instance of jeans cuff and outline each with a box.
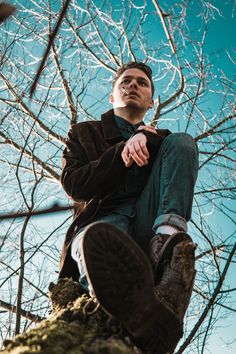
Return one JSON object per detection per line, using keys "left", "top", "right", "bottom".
{"left": 153, "top": 214, "right": 188, "bottom": 233}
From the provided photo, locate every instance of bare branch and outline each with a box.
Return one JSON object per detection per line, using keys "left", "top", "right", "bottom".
{"left": 151, "top": 0, "right": 185, "bottom": 124}
{"left": 0, "top": 72, "right": 65, "bottom": 144}
{"left": 30, "top": 0, "right": 71, "bottom": 96}
{"left": 0, "top": 204, "right": 75, "bottom": 220}
{"left": 0, "top": 131, "right": 60, "bottom": 181}
{"left": 195, "top": 114, "right": 236, "bottom": 141}
{"left": 0, "top": 299, "right": 44, "bottom": 323}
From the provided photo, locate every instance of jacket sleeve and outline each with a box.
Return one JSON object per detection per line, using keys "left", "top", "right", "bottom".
{"left": 61, "top": 126, "right": 126, "bottom": 202}
{"left": 145, "top": 129, "right": 171, "bottom": 153}
{"left": 131, "top": 128, "right": 172, "bottom": 155}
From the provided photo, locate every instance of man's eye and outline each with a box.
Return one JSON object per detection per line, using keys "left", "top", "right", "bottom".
{"left": 122, "top": 79, "right": 130, "bottom": 83}
{"left": 140, "top": 81, "right": 148, "bottom": 86}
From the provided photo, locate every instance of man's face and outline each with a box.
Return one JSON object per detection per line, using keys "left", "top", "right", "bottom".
{"left": 110, "top": 68, "right": 154, "bottom": 112}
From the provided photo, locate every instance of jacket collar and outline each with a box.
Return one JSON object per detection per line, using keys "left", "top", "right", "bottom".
{"left": 101, "top": 109, "right": 123, "bottom": 141}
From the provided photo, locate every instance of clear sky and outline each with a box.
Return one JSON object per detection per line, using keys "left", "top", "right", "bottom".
{"left": 182, "top": 2, "right": 235, "bottom": 353}
{"left": 171, "top": 2, "right": 235, "bottom": 353}
{"left": 0, "top": 1, "right": 235, "bottom": 352}
{"left": 47, "top": 1, "right": 236, "bottom": 352}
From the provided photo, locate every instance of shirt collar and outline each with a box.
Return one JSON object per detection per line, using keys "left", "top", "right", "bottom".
{"left": 114, "top": 115, "right": 144, "bottom": 139}
{"left": 101, "top": 109, "right": 145, "bottom": 141}
{"left": 114, "top": 114, "right": 144, "bottom": 130}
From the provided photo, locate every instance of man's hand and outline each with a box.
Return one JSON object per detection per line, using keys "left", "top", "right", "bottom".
{"left": 122, "top": 132, "right": 149, "bottom": 167}
{"left": 121, "top": 125, "right": 157, "bottom": 167}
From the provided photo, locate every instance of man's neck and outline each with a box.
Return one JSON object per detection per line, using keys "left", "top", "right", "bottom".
{"left": 113, "top": 107, "right": 145, "bottom": 125}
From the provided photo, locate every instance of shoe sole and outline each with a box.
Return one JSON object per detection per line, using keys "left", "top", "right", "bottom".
{"left": 155, "top": 232, "right": 193, "bottom": 284}
{"left": 81, "top": 222, "right": 182, "bottom": 353}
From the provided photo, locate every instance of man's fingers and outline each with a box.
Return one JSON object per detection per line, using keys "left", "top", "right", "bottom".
{"left": 121, "top": 146, "right": 129, "bottom": 163}
{"left": 121, "top": 146, "right": 133, "bottom": 167}
{"left": 128, "top": 142, "right": 148, "bottom": 166}
{"left": 139, "top": 140, "right": 149, "bottom": 159}
{"left": 122, "top": 133, "right": 150, "bottom": 167}
{"left": 133, "top": 141, "right": 149, "bottom": 161}
{"left": 125, "top": 158, "right": 133, "bottom": 167}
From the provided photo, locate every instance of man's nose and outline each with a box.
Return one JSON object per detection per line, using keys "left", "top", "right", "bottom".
{"left": 128, "top": 80, "right": 137, "bottom": 89}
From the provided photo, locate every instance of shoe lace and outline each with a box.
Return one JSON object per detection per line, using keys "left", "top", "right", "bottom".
{"left": 82, "top": 296, "right": 100, "bottom": 316}
{"left": 150, "top": 234, "right": 168, "bottom": 256}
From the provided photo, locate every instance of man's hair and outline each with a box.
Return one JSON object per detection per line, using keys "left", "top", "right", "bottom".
{"left": 112, "top": 61, "right": 155, "bottom": 97}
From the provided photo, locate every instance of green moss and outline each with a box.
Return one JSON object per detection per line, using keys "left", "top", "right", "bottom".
{"left": 48, "top": 278, "right": 86, "bottom": 312}
{"left": 4, "top": 316, "right": 101, "bottom": 353}
{"left": 85, "top": 339, "right": 141, "bottom": 354}
{"left": 1, "top": 318, "right": 138, "bottom": 354}
{"left": 1, "top": 279, "right": 139, "bottom": 354}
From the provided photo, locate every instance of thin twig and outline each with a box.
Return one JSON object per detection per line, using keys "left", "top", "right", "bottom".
{"left": 151, "top": 0, "right": 185, "bottom": 125}
{"left": 0, "top": 299, "right": 44, "bottom": 322}
{"left": 30, "top": 0, "right": 71, "bottom": 97}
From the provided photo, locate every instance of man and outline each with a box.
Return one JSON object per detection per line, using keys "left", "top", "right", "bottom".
{"left": 60, "top": 62, "right": 198, "bottom": 353}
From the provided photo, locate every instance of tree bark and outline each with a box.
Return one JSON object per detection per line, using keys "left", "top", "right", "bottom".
{"left": 1, "top": 240, "right": 196, "bottom": 354}
{"left": 1, "top": 277, "right": 141, "bottom": 354}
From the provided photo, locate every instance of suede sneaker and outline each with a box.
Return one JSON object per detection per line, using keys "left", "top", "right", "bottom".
{"left": 149, "top": 232, "right": 193, "bottom": 285}
{"left": 155, "top": 239, "right": 196, "bottom": 324}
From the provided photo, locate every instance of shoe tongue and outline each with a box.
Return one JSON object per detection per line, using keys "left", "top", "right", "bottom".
{"left": 156, "top": 233, "right": 170, "bottom": 242}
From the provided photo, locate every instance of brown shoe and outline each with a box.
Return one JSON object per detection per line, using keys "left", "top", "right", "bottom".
{"left": 149, "top": 232, "right": 193, "bottom": 285}
{"left": 81, "top": 222, "right": 183, "bottom": 354}
{"left": 155, "top": 239, "right": 196, "bottom": 324}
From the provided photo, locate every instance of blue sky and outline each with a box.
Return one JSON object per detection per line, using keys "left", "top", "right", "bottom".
{"left": 0, "top": 0, "right": 235, "bottom": 352}
{"left": 49, "top": 1, "right": 236, "bottom": 352}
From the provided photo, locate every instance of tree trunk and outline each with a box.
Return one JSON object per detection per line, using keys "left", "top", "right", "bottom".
{"left": 1, "top": 240, "right": 195, "bottom": 354}
{"left": 1, "top": 277, "right": 141, "bottom": 354}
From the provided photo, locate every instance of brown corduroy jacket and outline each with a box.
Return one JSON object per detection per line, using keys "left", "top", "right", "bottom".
{"left": 59, "top": 109, "right": 171, "bottom": 280}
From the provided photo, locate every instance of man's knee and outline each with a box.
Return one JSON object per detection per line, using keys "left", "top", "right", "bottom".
{"left": 164, "top": 132, "right": 198, "bottom": 157}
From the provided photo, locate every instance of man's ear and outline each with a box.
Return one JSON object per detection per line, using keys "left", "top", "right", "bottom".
{"left": 149, "top": 98, "right": 154, "bottom": 109}
{"left": 109, "top": 94, "right": 114, "bottom": 103}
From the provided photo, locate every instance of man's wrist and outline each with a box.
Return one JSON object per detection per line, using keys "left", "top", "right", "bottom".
{"left": 130, "top": 129, "right": 147, "bottom": 139}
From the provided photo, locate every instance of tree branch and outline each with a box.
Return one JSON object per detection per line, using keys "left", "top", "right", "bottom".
{"left": 0, "top": 299, "right": 44, "bottom": 323}
{"left": 151, "top": 0, "right": 185, "bottom": 124}
{"left": 0, "top": 131, "right": 60, "bottom": 181}
{"left": 0, "top": 204, "right": 75, "bottom": 220}
{"left": 195, "top": 114, "right": 236, "bottom": 141}
{"left": 0, "top": 72, "right": 65, "bottom": 144}
{"left": 30, "top": 0, "right": 72, "bottom": 96}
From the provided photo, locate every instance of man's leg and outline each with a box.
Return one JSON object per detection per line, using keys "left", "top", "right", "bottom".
{"left": 129, "top": 132, "right": 198, "bottom": 350}
{"left": 71, "top": 213, "right": 131, "bottom": 293}
{"left": 131, "top": 132, "right": 198, "bottom": 252}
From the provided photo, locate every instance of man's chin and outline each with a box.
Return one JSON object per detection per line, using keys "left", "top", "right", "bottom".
{"left": 114, "top": 102, "right": 144, "bottom": 111}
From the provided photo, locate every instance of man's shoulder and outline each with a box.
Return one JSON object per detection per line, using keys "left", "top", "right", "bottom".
{"left": 70, "top": 119, "right": 102, "bottom": 136}
{"left": 72, "top": 119, "right": 101, "bottom": 129}
{"left": 69, "top": 109, "right": 115, "bottom": 137}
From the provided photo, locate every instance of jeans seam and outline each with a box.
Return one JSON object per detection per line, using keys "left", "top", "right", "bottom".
{"left": 161, "top": 148, "right": 169, "bottom": 213}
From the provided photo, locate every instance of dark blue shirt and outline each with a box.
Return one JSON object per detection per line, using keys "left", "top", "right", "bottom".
{"left": 114, "top": 115, "right": 143, "bottom": 139}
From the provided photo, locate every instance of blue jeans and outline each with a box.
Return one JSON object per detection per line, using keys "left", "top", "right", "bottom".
{"left": 71, "top": 133, "right": 199, "bottom": 291}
